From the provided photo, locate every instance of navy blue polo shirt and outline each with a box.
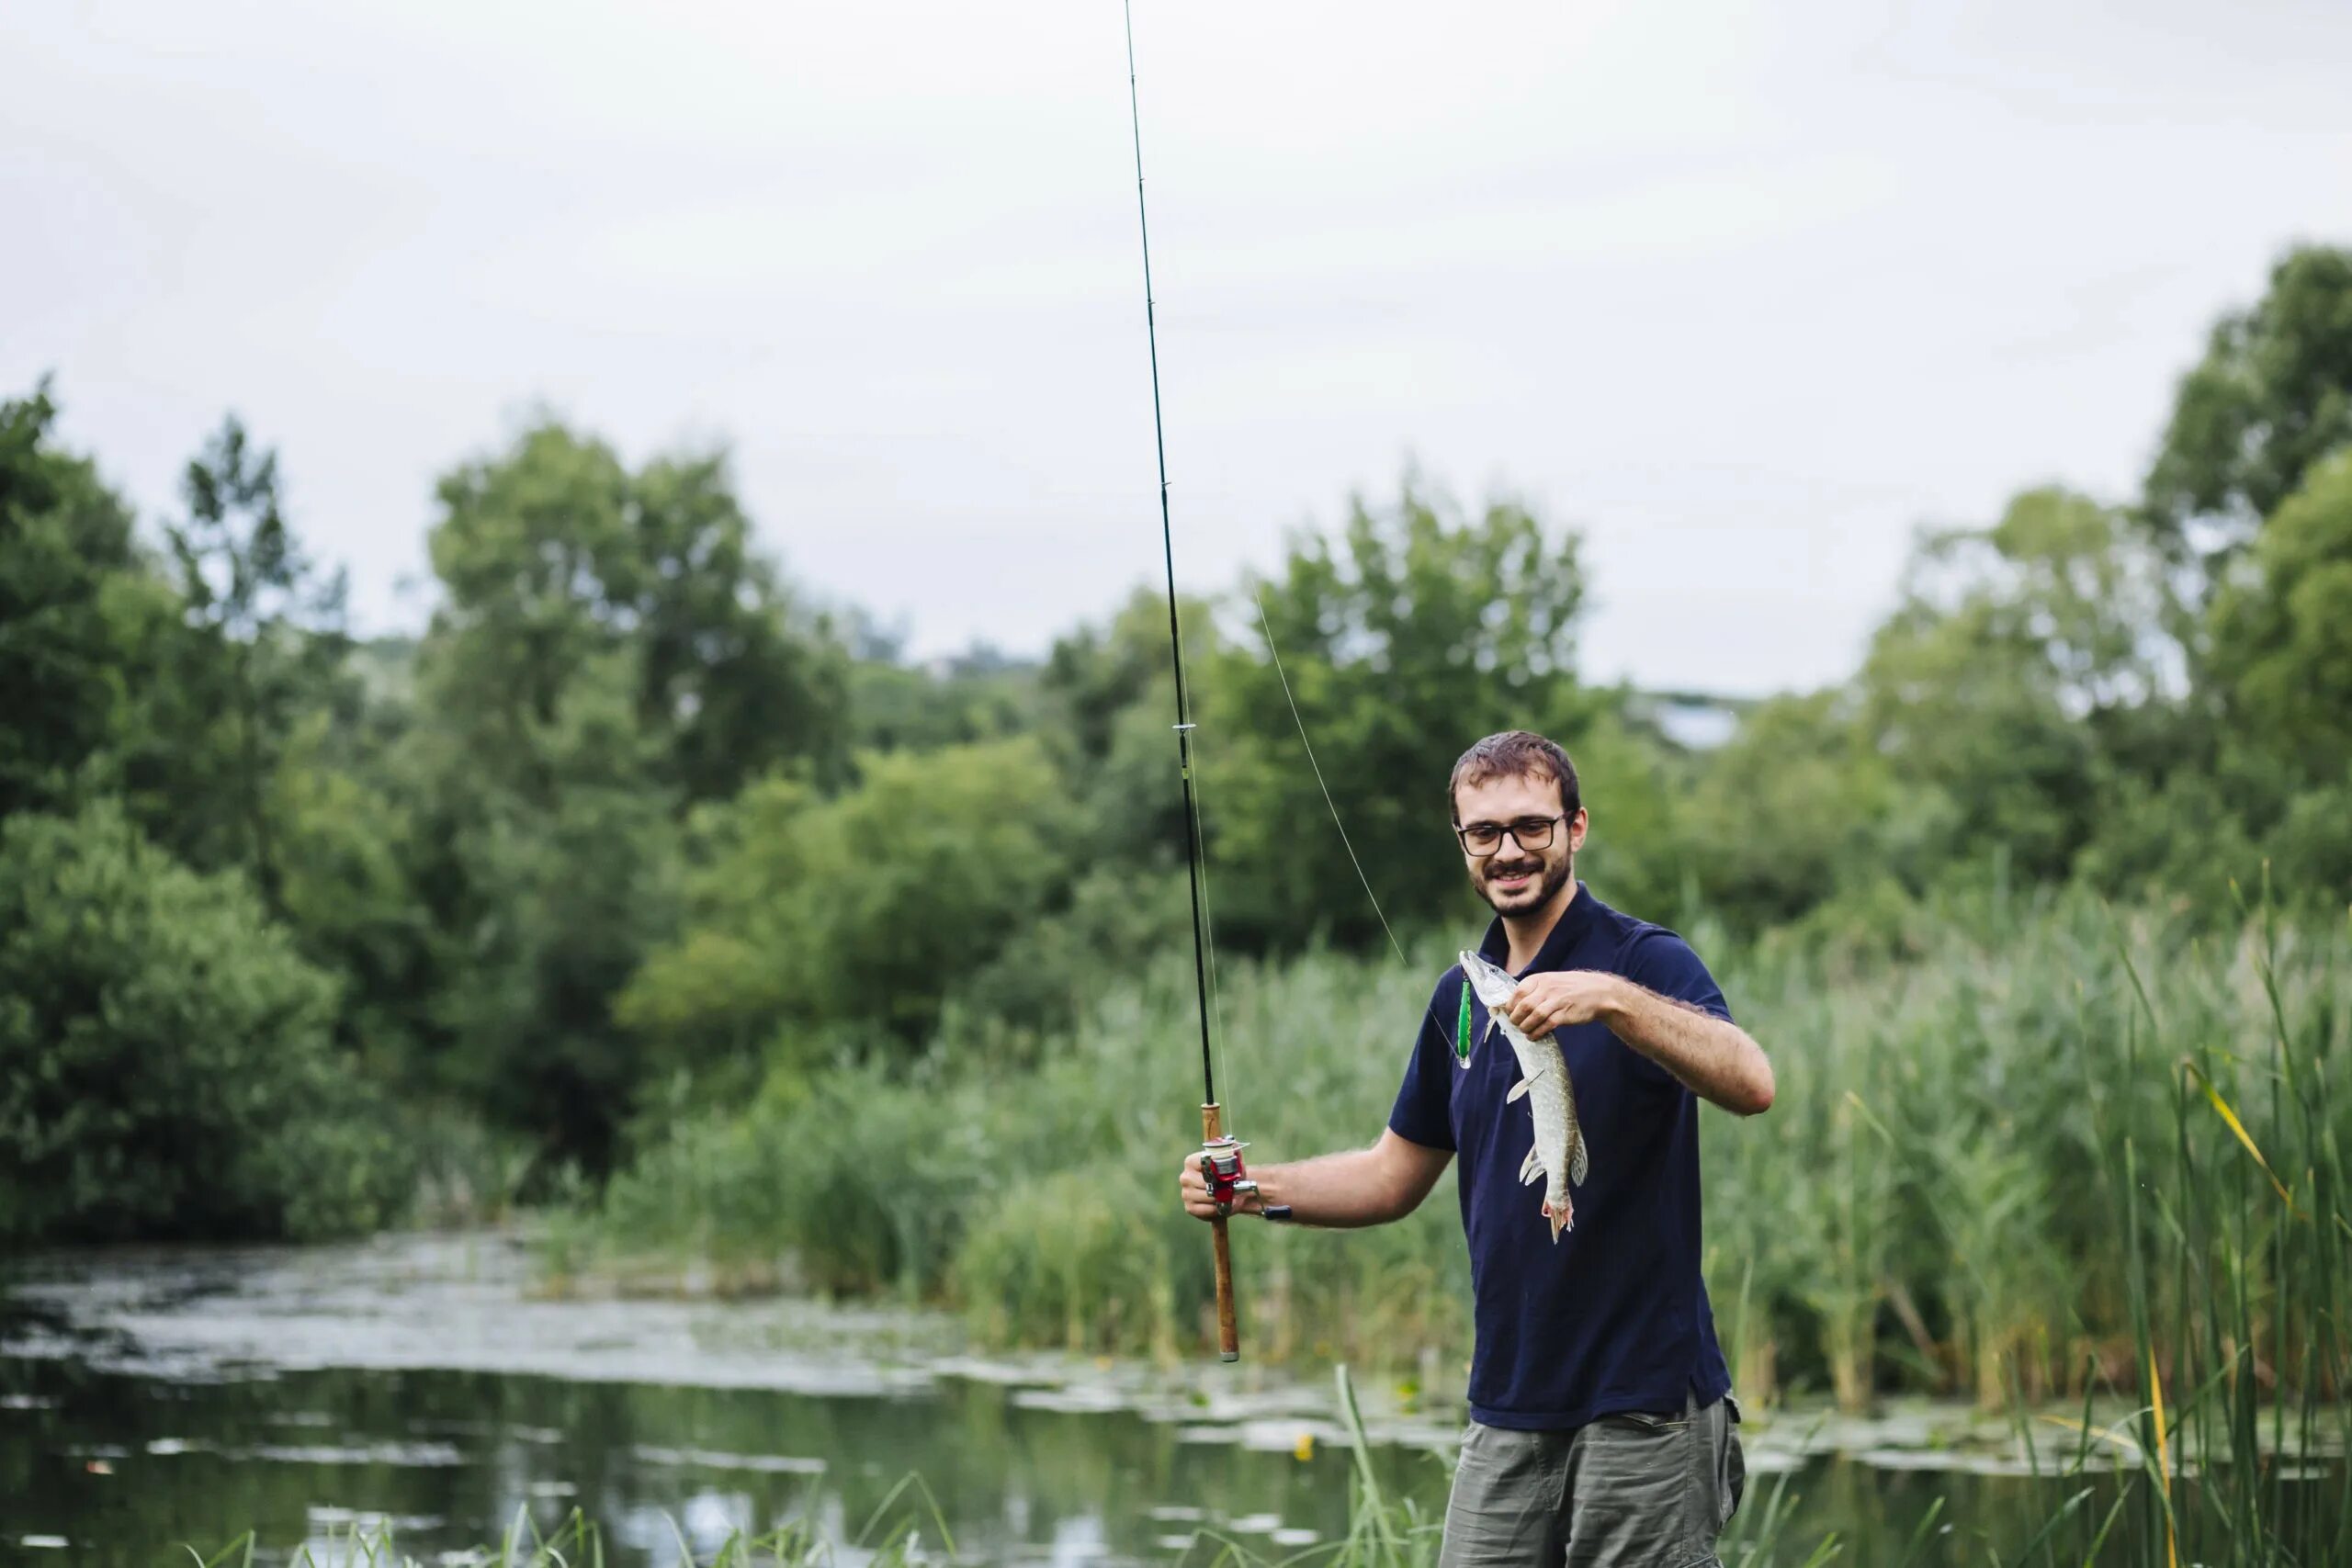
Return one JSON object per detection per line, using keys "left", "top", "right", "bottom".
{"left": 1388, "top": 882, "right": 1735, "bottom": 1430}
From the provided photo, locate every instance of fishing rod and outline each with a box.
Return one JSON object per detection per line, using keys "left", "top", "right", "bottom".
{"left": 1121, "top": 0, "right": 1257, "bottom": 1363}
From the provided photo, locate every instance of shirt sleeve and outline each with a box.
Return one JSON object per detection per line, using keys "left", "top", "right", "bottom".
{"left": 1623, "top": 927, "right": 1735, "bottom": 1021}
{"left": 1386, "top": 970, "right": 1461, "bottom": 1151}
{"left": 1619, "top": 927, "right": 1735, "bottom": 1090}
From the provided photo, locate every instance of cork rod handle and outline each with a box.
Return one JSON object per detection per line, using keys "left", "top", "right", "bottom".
{"left": 1203, "top": 1101, "right": 1239, "bottom": 1362}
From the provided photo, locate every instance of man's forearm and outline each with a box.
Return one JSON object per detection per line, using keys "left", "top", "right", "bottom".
{"left": 1602, "top": 983, "right": 1776, "bottom": 1115}
{"left": 1247, "top": 1146, "right": 1419, "bottom": 1227}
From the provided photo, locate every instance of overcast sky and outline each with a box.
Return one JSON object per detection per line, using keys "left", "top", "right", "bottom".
{"left": 7, "top": 0, "right": 2349, "bottom": 694}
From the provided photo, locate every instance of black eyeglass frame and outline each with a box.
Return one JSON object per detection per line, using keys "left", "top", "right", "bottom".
{"left": 1453, "top": 813, "right": 1568, "bottom": 858}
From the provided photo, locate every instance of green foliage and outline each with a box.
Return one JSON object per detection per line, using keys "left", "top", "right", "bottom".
{"left": 0, "top": 804, "right": 410, "bottom": 1243}
{"left": 580, "top": 886, "right": 2352, "bottom": 1480}
{"left": 1681, "top": 689, "right": 1894, "bottom": 927}
{"left": 271, "top": 715, "right": 442, "bottom": 1067}
{"left": 425, "top": 422, "right": 846, "bottom": 807}
{"left": 395, "top": 421, "right": 855, "bottom": 1170}
{"left": 1856, "top": 489, "right": 2165, "bottom": 886}
{"left": 2145, "top": 244, "right": 2352, "bottom": 560}
{"left": 1552, "top": 705, "right": 1695, "bottom": 921}
{"left": 620, "top": 738, "right": 1069, "bottom": 1084}
{"left": 588, "top": 941, "right": 1476, "bottom": 1368}
{"left": 13, "top": 237, "right": 2352, "bottom": 1293}
{"left": 2208, "top": 450, "right": 2352, "bottom": 780}
{"left": 582, "top": 1062, "right": 988, "bottom": 1297}
{"left": 161, "top": 414, "right": 353, "bottom": 903}
{"left": 0, "top": 384, "right": 174, "bottom": 823}
{"left": 943, "top": 864, "right": 1193, "bottom": 1062}
{"left": 429, "top": 650, "right": 684, "bottom": 1176}
{"left": 1201, "top": 478, "right": 1598, "bottom": 950}
{"left": 846, "top": 623, "right": 1041, "bottom": 752}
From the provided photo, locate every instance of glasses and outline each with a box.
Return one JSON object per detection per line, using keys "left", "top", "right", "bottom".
{"left": 1454, "top": 815, "right": 1565, "bottom": 857}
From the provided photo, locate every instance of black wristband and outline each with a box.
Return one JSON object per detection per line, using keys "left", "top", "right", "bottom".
{"left": 1261, "top": 1204, "right": 1295, "bottom": 1223}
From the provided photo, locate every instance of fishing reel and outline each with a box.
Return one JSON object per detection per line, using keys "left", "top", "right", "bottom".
{"left": 1198, "top": 1137, "right": 1292, "bottom": 1221}
{"left": 1198, "top": 1136, "right": 1253, "bottom": 1216}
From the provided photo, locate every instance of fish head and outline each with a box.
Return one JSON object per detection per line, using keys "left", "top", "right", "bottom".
{"left": 1457, "top": 951, "right": 1520, "bottom": 1012}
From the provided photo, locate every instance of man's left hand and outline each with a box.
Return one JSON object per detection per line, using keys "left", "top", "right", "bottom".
{"left": 1499, "top": 971, "right": 1627, "bottom": 1036}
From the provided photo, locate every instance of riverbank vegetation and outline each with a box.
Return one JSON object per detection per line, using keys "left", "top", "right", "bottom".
{"left": 5, "top": 244, "right": 2350, "bottom": 1479}
{"left": 557, "top": 889, "right": 2351, "bottom": 1404}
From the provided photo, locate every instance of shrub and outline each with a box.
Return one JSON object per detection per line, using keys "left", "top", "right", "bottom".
{"left": 0, "top": 804, "right": 411, "bottom": 1242}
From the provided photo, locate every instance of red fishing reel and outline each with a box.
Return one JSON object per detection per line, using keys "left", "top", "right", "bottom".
{"left": 1198, "top": 1136, "right": 1255, "bottom": 1217}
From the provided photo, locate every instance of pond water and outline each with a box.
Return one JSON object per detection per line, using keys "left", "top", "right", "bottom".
{"left": 0, "top": 1233, "right": 2326, "bottom": 1564}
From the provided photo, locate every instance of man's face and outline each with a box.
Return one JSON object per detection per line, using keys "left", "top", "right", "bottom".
{"left": 1453, "top": 771, "right": 1586, "bottom": 917}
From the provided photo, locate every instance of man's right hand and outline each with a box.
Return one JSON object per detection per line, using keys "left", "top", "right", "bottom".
{"left": 1173, "top": 1131, "right": 1451, "bottom": 1232}
{"left": 1178, "top": 1151, "right": 1260, "bottom": 1220}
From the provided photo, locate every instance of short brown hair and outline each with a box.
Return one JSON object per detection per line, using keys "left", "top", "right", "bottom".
{"left": 1448, "top": 730, "right": 1580, "bottom": 822}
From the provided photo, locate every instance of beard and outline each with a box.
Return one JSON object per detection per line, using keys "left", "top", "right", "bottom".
{"left": 1472, "top": 848, "right": 1574, "bottom": 915}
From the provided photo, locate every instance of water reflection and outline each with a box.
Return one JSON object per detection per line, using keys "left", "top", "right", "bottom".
{"left": 0, "top": 1348, "right": 1446, "bottom": 1565}
{"left": 0, "top": 1235, "right": 2340, "bottom": 1566}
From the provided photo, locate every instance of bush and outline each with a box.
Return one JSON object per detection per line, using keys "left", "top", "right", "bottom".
{"left": 0, "top": 804, "right": 411, "bottom": 1243}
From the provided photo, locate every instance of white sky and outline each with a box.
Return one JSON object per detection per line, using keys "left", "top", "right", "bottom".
{"left": 7, "top": 0, "right": 2350, "bottom": 694}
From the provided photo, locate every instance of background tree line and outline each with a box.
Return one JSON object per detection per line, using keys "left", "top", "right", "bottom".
{"left": 2, "top": 244, "right": 2347, "bottom": 1250}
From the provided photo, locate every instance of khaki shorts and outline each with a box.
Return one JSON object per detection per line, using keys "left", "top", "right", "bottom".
{"left": 1438, "top": 1392, "right": 1745, "bottom": 1568}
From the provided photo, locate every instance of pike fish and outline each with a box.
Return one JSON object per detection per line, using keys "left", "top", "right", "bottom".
{"left": 1459, "top": 951, "right": 1592, "bottom": 1242}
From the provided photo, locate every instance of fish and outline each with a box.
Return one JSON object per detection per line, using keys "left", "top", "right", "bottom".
{"left": 1458, "top": 951, "right": 1592, "bottom": 1242}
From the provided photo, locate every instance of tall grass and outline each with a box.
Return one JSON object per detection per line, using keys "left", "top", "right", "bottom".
{"left": 2091, "top": 887, "right": 2352, "bottom": 1566}
{"left": 566, "top": 945, "right": 1476, "bottom": 1370}
{"left": 573, "top": 891, "right": 2352, "bottom": 1420}
{"left": 195, "top": 1483, "right": 947, "bottom": 1568}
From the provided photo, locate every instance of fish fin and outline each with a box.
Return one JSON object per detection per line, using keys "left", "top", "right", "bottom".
{"left": 1545, "top": 1197, "right": 1572, "bottom": 1241}
{"left": 1506, "top": 1077, "right": 1530, "bottom": 1103}
{"left": 1518, "top": 1146, "right": 1544, "bottom": 1185}
{"left": 1569, "top": 1134, "right": 1589, "bottom": 1187}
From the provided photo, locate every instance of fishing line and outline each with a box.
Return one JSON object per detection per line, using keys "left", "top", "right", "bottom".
{"left": 1251, "top": 584, "right": 1464, "bottom": 1059}
{"left": 1250, "top": 584, "right": 1411, "bottom": 970}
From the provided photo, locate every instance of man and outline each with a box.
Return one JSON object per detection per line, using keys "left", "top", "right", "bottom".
{"left": 1177, "top": 730, "right": 1773, "bottom": 1568}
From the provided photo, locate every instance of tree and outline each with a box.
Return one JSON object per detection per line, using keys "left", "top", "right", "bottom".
{"left": 1033, "top": 587, "right": 1227, "bottom": 885}
{"left": 1851, "top": 489, "right": 2174, "bottom": 887}
{"left": 1681, "top": 690, "right": 1895, "bottom": 930}
{"left": 2207, "top": 452, "right": 2352, "bottom": 810}
{"left": 431, "top": 650, "right": 683, "bottom": 1178}
{"left": 1042, "top": 588, "right": 1194, "bottom": 770}
{"left": 162, "top": 415, "right": 351, "bottom": 908}
{"left": 402, "top": 422, "right": 851, "bottom": 1171}
{"left": 0, "top": 384, "right": 169, "bottom": 823}
{"left": 618, "top": 739, "right": 1069, "bottom": 1085}
{"left": 2144, "top": 245, "right": 2352, "bottom": 570}
{"left": 1198, "top": 478, "right": 1599, "bottom": 949}
{"left": 425, "top": 423, "right": 846, "bottom": 806}
{"left": 0, "top": 804, "right": 409, "bottom": 1243}
{"left": 845, "top": 615, "right": 1041, "bottom": 753}
{"left": 271, "top": 711, "right": 447, "bottom": 1070}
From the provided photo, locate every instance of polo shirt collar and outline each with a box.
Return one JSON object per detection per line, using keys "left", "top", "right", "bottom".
{"left": 1476, "top": 879, "right": 1600, "bottom": 977}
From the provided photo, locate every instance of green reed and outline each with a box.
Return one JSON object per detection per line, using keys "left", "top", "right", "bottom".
{"left": 575, "top": 888, "right": 2351, "bottom": 1444}
{"left": 197, "top": 1475, "right": 954, "bottom": 1568}
{"left": 2079, "top": 886, "right": 2352, "bottom": 1567}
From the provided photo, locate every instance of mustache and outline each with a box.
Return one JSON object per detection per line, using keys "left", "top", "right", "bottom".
{"left": 1485, "top": 860, "right": 1544, "bottom": 880}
